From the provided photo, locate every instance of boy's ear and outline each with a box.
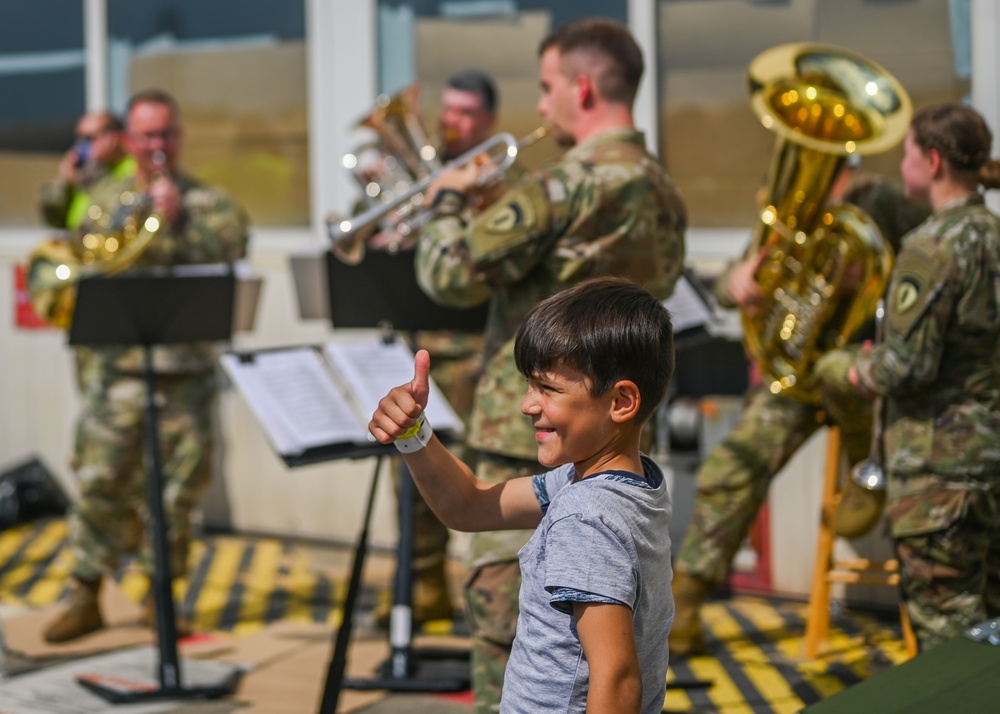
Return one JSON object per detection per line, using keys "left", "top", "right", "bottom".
{"left": 610, "top": 380, "right": 641, "bottom": 423}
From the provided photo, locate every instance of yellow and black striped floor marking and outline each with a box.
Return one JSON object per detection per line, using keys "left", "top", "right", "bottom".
{"left": 0, "top": 519, "right": 913, "bottom": 712}
{"left": 663, "top": 596, "right": 911, "bottom": 712}
{"left": 0, "top": 519, "right": 368, "bottom": 637}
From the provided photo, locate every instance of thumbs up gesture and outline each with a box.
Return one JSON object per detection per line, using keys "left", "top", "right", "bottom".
{"left": 368, "top": 349, "right": 431, "bottom": 444}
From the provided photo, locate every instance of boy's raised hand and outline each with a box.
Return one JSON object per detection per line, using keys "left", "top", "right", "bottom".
{"left": 368, "top": 349, "right": 431, "bottom": 444}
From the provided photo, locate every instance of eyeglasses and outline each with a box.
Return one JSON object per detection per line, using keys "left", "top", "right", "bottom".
{"left": 129, "top": 128, "right": 179, "bottom": 144}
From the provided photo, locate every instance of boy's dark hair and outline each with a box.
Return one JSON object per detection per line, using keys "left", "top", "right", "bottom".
{"left": 538, "top": 18, "right": 643, "bottom": 107}
{"left": 446, "top": 69, "right": 498, "bottom": 114}
{"left": 514, "top": 277, "right": 674, "bottom": 424}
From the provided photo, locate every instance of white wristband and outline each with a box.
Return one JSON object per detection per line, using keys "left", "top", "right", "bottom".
{"left": 394, "top": 414, "right": 432, "bottom": 453}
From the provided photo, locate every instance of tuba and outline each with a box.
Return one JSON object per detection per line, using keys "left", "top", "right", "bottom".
{"left": 743, "top": 43, "right": 911, "bottom": 403}
{"left": 25, "top": 154, "right": 166, "bottom": 329}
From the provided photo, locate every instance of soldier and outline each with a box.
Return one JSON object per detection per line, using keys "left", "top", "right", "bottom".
{"left": 368, "top": 70, "right": 502, "bottom": 628}
{"left": 41, "top": 89, "right": 250, "bottom": 643}
{"left": 849, "top": 103, "right": 1000, "bottom": 650}
{"left": 38, "top": 110, "right": 135, "bottom": 230}
{"left": 669, "top": 158, "right": 930, "bottom": 658}
{"left": 416, "top": 18, "right": 686, "bottom": 713}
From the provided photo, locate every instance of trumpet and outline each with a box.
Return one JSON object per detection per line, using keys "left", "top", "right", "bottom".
{"left": 328, "top": 126, "right": 548, "bottom": 265}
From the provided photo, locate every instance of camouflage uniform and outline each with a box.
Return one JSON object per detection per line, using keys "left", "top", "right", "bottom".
{"left": 382, "top": 166, "right": 527, "bottom": 613}
{"left": 417, "top": 127, "right": 687, "bottom": 713}
{"left": 67, "top": 172, "right": 249, "bottom": 583}
{"left": 854, "top": 194, "right": 1000, "bottom": 650}
{"left": 38, "top": 155, "right": 136, "bottom": 230}
{"left": 675, "top": 174, "right": 929, "bottom": 585}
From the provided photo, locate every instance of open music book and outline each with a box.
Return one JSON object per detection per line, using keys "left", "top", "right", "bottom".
{"left": 221, "top": 338, "right": 463, "bottom": 467}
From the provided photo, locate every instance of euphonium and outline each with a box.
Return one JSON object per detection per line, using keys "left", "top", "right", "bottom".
{"left": 26, "top": 152, "right": 166, "bottom": 328}
{"left": 330, "top": 126, "right": 548, "bottom": 265}
{"left": 334, "top": 83, "right": 441, "bottom": 262}
{"left": 743, "top": 43, "right": 911, "bottom": 402}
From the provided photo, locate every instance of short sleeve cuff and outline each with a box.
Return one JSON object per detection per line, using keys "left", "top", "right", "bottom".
{"left": 548, "top": 586, "right": 627, "bottom": 615}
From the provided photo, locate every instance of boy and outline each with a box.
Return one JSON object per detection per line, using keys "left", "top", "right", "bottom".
{"left": 369, "top": 277, "right": 675, "bottom": 713}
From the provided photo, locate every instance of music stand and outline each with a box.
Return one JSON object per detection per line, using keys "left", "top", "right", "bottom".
{"left": 318, "top": 249, "right": 483, "bottom": 713}
{"left": 68, "top": 270, "right": 239, "bottom": 703}
{"left": 326, "top": 248, "right": 487, "bottom": 332}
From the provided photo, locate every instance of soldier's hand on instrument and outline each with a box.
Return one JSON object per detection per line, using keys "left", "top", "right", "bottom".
{"left": 58, "top": 147, "right": 82, "bottom": 185}
{"left": 368, "top": 349, "right": 431, "bottom": 444}
{"left": 847, "top": 363, "right": 875, "bottom": 398}
{"left": 149, "top": 177, "right": 182, "bottom": 224}
{"left": 423, "top": 163, "right": 478, "bottom": 207}
{"left": 727, "top": 255, "right": 765, "bottom": 312}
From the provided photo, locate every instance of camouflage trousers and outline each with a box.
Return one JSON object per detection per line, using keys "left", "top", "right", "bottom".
{"left": 465, "top": 454, "right": 540, "bottom": 714}
{"left": 889, "top": 477, "right": 1000, "bottom": 651}
{"left": 676, "top": 347, "right": 872, "bottom": 584}
{"left": 69, "top": 369, "right": 216, "bottom": 582}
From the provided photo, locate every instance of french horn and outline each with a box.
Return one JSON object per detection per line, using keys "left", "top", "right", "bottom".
{"left": 26, "top": 153, "right": 166, "bottom": 329}
{"left": 743, "top": 43, "right": 911, "bottom": 403}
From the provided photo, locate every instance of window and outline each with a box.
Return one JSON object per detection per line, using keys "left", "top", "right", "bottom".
{"left": 373, "top": 0, "right": 630, "bottom": 174}
{"left": 658, "top": 0, "right": 969, "bottom": 228}
{"left": 108, "top": 0, "right": 309, "bottom": 226}
{"left": 0, "top": 1, "right": 86, "bottom": 226}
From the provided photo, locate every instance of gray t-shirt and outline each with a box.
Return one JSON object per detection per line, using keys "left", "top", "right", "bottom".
{"left": 500, "top": 454, "right": 674, "bottom": 714}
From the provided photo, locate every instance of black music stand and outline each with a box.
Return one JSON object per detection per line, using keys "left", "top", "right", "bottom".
{"left": 318, "top": 249, "right": 484, "bottom": 713}
{"left": 68, "top": 270, "right": 240, "bottom": 703}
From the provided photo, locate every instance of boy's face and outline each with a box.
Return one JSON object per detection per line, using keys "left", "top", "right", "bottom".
{"left": 521, "top": 363, "right": 618, "bottom": 476}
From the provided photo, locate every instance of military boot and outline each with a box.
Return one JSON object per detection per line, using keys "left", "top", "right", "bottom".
{"left": 669, "top": 571, "right": 712, "bottom": 657}
{"left": 43, "top": 575, "right": 104, "bottom": 643}
{"left": 834, "top": 477, "right": 887, "bottom": 539}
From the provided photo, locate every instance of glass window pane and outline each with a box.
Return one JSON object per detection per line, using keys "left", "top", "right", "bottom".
{"left": 108, "top": 0, "right": 309, "bottom": 226}
{"left": 659, "top": 0, "right": 967, "bottom": 228}
{"left": 0, "top": 1, "right": 85, "bottom": 226}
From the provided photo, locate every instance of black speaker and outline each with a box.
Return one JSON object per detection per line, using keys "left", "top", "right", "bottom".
{"left": 0, "top": 456, "right": 71, "bottom": 530}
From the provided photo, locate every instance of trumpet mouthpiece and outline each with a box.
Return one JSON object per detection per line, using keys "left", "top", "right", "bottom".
{"left": 519, "top": 126, "right": 548, "bottom": 148}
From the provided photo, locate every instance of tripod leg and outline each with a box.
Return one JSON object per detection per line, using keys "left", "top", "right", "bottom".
{"left": 386, "top": 461, "right": 416, "bottom": 678}
{"left": 142, "top": 345, "right": 183, "bottom": 689}
{"left": 318, "top": 456, "right": 383, "bottom": 714}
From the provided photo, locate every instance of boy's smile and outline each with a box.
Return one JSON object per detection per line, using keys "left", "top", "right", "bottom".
{"left": 522, "top": 364, "right": 631, "bottom": 478}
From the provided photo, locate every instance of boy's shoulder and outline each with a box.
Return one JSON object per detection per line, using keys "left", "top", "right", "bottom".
{"left": 537, "top": 455, "right": 666, "bottom": 517}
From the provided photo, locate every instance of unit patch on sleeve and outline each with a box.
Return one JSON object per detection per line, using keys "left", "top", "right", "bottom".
{"left": 468, "top": 180, "right": 551, "bottom": 262}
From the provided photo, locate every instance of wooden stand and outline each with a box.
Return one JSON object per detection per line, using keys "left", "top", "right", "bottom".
{"left": 803, "top": 427, "right": 918, "bottom": 658}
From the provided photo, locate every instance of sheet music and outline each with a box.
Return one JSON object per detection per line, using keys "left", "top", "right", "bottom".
{"left": 221, "top": 348, "right": 365, "bottom": 455}
{"left": 323, "top": 339, "right": 464, "bottom": 435}
{"left": 664, "top": 272, "right": 714, "bottom": 334}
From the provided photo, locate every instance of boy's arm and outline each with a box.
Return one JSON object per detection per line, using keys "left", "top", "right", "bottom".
{"left": 573, "top": 602, "right": 642, "bottom": 714}
{"left": 368, "top": 349, "right": 543, "bottom": 532}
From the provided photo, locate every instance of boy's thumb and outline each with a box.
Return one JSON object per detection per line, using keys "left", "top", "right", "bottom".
{"left": 411, "top": 349, "right": 431, "bottom": 407}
